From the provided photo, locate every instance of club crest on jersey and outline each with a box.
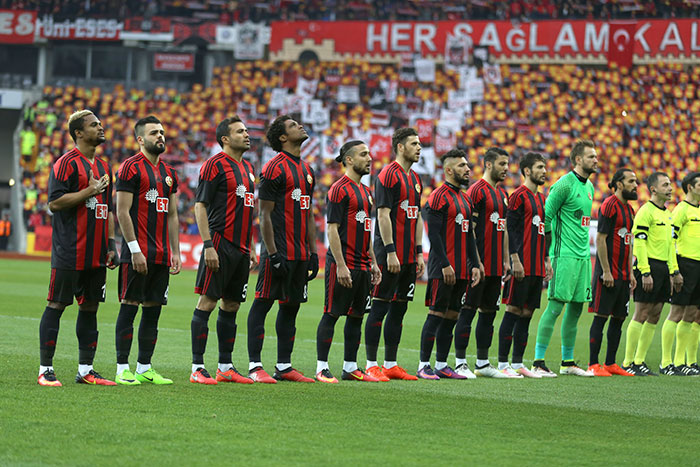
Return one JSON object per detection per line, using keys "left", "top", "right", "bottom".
{"left": 165, "top": 176, "right": 173, "bottom": 187}
{"left": 307, "top": 174, "right": 313, "bottom": 185}
{"left": 533, "top": 215, "right": 545, "bottom": 235}
{"left": 490, "top": 212, "right": 505, "bottom": 231}
{"left": 236, "top": 185, "right": 254, "bottom": 208}
{"left": 455, "top": 213, "right": 469, "bottom": 233}
{"left": 292, "top": 188, "right": 310, "bottom": 209}
{"left": 618, "top": 227, "right": 632, "bottom": 245}
{"left": 503, "top": 197, "right": 508, "bottom": 207}
{"left": 400, "top": 200, "right": 419, "bottom": 219}
{"left": 146, "top": 188, "right": 168, "bottom": 212}
{"left": 249, "top": 172, "right": 255, "bottom": 183}
{"left": 85, "top": 196, "right": 108, "bottom": 219}
{"left": 415, "top": 183, "right": 421, "bottom": 193}
{"left": 356, "top": 210, "right": 372, "bottom": 231}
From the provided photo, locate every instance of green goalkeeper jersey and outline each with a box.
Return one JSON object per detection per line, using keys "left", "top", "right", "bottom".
{"left": 545, "top": 171, "right": 594, "bottom": 259}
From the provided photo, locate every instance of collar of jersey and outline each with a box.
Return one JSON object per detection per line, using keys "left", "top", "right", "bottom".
{"left": 570, "top": 170, "right": 588, "bottom": 184}
{"left": 282, "top": 150, "right": 300, "bottom": 160}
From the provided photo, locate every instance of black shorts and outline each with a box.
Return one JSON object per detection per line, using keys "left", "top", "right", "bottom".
{"left": 47, "top": 267, "right": 106, "bottom": 305}
{"left": 502, "top": 275, "right": 543, "bottom": 311}
{"left": 195, "top": 239, "right": 250, "bottom": 303}
{"left": 372, "top": 263, "right": 417, "bottom": 301}
{"left": 671, "top": 256, "right": 700, "bottom": 306}
{"left": 633, "top": 259, "right": 671, "bottom": 304}
{"left": 425, "top": 278, "right": 468, "bottom": 312}
{"left": 464, "top": 275, "right": 502, "bottom": 310}
{"left": 589, "top": 277, "right": 630, "bottom": 318}
{"left": 255, "top": 256, "right": 309, "bottom": 303}
{"left": 324, "top": 262, "right": 372, "bottom": 317}
{"left": 119, "top": 263, "right": 170, "bottom": 304}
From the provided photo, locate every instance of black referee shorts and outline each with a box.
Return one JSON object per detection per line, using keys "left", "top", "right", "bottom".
{"left": 671, "top": 256, "right": 700, "bottom": 306}
{"left": 633, "top": 259, "right": 671, "bottom": 304}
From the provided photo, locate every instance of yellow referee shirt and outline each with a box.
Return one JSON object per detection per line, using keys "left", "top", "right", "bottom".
{"left": 632, "top": 201, "right": 678, "bottom": 274}
{"left": 672, "top": 200, "right": 700, "bottom": 261}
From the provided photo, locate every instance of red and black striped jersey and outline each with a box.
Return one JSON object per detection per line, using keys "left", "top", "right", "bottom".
{"left": 116, "top": 152, "right": 178, "bottom": 265}
{"left": 424, "top": 182, "right": 475, "bottom": 280}
{"left": 195, "top": 152, "right": 255, "bottom": 254}
{"left": 48, "top": 147, "right": 113, "bottom": 270}
{"left": 467, "top": 178, "right": 508, "bottom": 277}
{"left": 595, "top": 194, "right": 635, "bottom": 281}
{"left": 507, "top": 185, "right": 547, "bottom": 277}
{"left": 326, "top": 175, "right": 373, "bottom": 271}
{"left": 374, "top": 160, "right": 423, "bottom": 265}
{"left": 258, "top": 151, "right": 315, "bottom": 260}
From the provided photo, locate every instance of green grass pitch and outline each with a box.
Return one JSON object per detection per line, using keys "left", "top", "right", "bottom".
{"left": 1, "top": 258, "right": 698, "bottom": 466}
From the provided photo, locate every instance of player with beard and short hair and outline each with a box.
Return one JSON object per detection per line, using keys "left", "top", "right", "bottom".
{"left": 587, "top": 169, "right": 638, "bottom": 377}
{"left": 247, "top": 115, "right": 318, "bottom": 383}
{"left": 659, "top": 171, "right": 700, "bottom": 376}
{"left": 417, "top": 149, "right": 482, "bottom": 380}
{"left": 364, "top": 127, "right": 425, "bottom": 381}
{"left": 38, "top": 110, "right": 118, "bottom": 387}
{"left": 532, "top": 140, "right": 598, "bottom": 377}
{"left": 189, "top": 116, "right": 258, "bottom": 385}
{"left": 453, "top": 147, "right": 511, "bottom": 379}
{"left": 623, "top": 172, "right": 681, "bottom": 376}
{"left": 497, "top": 152, "right": 552, "bottom": 378}
{"left": 114, "top": 115, "right": 181, "bottom": 385}
{"left": 315, "top": 141, "right": 383, "bottom": 383}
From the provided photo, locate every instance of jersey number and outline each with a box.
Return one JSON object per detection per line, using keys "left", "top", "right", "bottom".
{"left": 406, "top": 283, "right": 415, "bottom": 298}
{"left": 365, "top": 295, "right": 372, "bottom": 311}
{"left": 241, "top": 284, "right": 248, "bottom": 300}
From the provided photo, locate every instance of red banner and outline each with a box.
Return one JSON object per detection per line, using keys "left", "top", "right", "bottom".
{"left": 36, "top": 15, "right": 123, "bottom": 40}
{"left": 154, "top": 53, "right": 195, "bottom": 72}
{"left": 608, "top": 22, "right": 637, "bottom": 68}
{"left": 0, "top": 10, "right": 37, "bottom": 44}
{"left": 270, "top": 19, "right": 700, "bottom": 61}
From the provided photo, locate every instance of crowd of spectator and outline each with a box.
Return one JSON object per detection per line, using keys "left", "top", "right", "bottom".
{"left": 19, "top": 59, "right": 700, "bottom": 243}
{"left": 3, "top": 0, "right": 700, "bottom": 22}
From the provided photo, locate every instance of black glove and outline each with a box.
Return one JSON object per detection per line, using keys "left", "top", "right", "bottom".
{"left": 307, "top": 253, "right": 319, "bottom": 281}
{"left": 269, "top": 252, "right": 288, "bottom": 277}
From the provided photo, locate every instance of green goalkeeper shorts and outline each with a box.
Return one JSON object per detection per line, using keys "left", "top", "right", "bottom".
{"left": 547, "top": 256, "right": 592, "bottom": 303}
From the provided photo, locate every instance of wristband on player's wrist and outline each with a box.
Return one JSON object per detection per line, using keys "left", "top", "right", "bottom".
{"left": 385, "top": 243, "right": 396, "bottom": 253}
{"left": 108, "top": 238, "right": 116, "bottom": 252}
{"left": 203, "top": 239, "right": 214, "bottom": 249}
{"left": 671, "top": 270, "right": 680, "bottom": 277}
{"left": 642, "top": 272, "right": 651, "bottom": 277}
{"left": 127, "top": 240, "right": 141, "bottom": 254}
{"left": 415, "top": 245, "right": 422, "bottom": 254}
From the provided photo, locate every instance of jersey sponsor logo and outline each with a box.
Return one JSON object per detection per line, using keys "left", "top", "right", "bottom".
{"left": 155, "top": 197, "right": 169, "bottom": 213}
{"left": 400, "top": 200, "right": 419, "bottom": 219}
{"left": 455, "top": 213, "right": 469, "bottom": 232}
{"left": 581, "top": 216, "right": 591, "bottom": 228}
{"left": 618, "top": 227, "right": 632, "bottom": 245}
{"left": 490, "top": 212, "right": 506, "bottom": 231}
{"left": 533, "top": 214, "right": 545, "bottom": 235}
{"left": 291, "top": 188, "right": 311, "bottom": 209}
{"left": 95, "top": 204, "right": 108, "bottom": 219}
{"left": 355, "top": 210, "right": 372, "bottom": 231}
{"left": 236, "top": 185, "right": 255, "bottom": 208}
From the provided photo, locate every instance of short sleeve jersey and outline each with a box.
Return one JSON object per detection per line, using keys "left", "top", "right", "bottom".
{"left": 48, "top": 148, "right": 113, "bottom": 270}
{"left": 424, "top": 182, "right": 473, "bottom": 280}
{"left": 672, "top": 201, "right": 700, "bottom": 261}
{"left": 116, "top": 152, "right": 179, "bottom": 265}
{"left": 466, "top": 178, "right": 509, "bottom": 276}
{"left": 258, "top": 151, "right": 315, "bottom": 260}
{"left": 596, "top": 195, "right": 635, "bottom": 281}
{"left": 373, "top": 160, "right": 423, "bottom": 265}
{"left": 326, "top": 175, "right": 373, "bottom": 271}
{"left": 545, "top": 171, "right": 594, "bottom": 259}
{"left": 195, "top": 152, "right": 255, "bottom": 254}
{"left": 507, "top": 184, "right": 547, "bottom": 277}
{"left": 632, "top": 201, "right": 677, "bottom": 274}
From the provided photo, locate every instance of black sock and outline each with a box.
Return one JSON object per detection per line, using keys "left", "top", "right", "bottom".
{"left": 76, "top": 310, "right": 98, "bottom": 365}
{"left": 138, "top": 305, "right": 161, "bottom": 365}
{"left": 384, "top": 301, "right": 408, "bottom": 361}
{"left": 191, "top": 308, "right": 211, "bottom": 365}
{"left": 344, "top": 316, "right": 363, "bottom": 363}
{"left": 498, "top": 312, "right": 518, "bottom": 362}
{"left": 217, "top": 308, "right": 238, "bottom": 364}
{"left": 420, "top": 314, "right": 442, "bottom": 362}
{"left": 364, "top": 300, "right": 390, "bottom": 362}
{"left": 39, "top": 306, "right": 63, "bottom": 366}
{"left": 589, "top": 315, "right": 607, "bottom": 366}
{"left": 475, "top": 311, "right": 496, "bottom": 361}
{"left": 436, "top": 317, "right": 457, "bottom": 362}
{"left": 454, "top": 307, "right": 477, "bottom": 359}
{"left": 247, "top": 299, "right": 273, "bottom": 363}
{"left": 512, "top": 315, "right": 531, "bottom": 365}
{"left": 276, "top": 303, "right": 300, "bottom": 365}
{"left": 316, "top": 313, "right": 338, "bottom": 362}
{"left": 605, "top": 317, "right": 624, "bottom": 366}
{"left": 115, "top": 304, "right": 138, "bottom": 364}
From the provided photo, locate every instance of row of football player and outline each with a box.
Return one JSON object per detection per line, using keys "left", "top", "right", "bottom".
{"left": 35, "top": 111, "right": 700, "bottom": 386}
